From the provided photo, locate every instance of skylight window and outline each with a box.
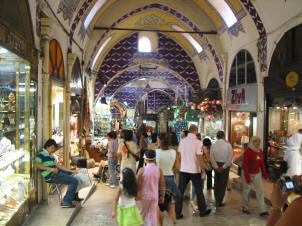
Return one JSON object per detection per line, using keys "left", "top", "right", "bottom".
{"left": 208, "top": 0, "right": 237, "bottom": 28}
{"left": 171, "top": 24, "right": 203, "bottom": 54}
{"left": 138, "top": 36, "right": 152, "bottom": 52}
{"left": 84, "top": 0, "right": 107, "bottom": 29}
{"left": 92, "top": 36, "right": 113, "bottom": 69}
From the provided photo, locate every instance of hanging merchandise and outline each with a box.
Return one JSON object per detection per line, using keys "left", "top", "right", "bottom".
{"left": 198, "top": 98, "right": 222, "bottom": 119}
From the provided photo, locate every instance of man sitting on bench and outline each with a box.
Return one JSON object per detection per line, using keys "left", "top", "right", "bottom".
{"left": 35, "top": 139, "right": 83, "bottom": 208}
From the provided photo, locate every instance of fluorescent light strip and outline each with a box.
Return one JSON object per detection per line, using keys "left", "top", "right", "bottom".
{"left": 84, "top": 0, "right": 107, "bottom": 29}
{"left": 208, "top": 0, "right": 237, "bottom": 28}
{"left": 91, "top": 36, "right": 113, "bottom": 70}
{"left": 171, "top": 24, "right": 203, "bottom": 53}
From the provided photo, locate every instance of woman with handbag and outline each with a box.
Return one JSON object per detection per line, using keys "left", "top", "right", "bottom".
{"left": 155, "top": 133, "right": 180, "bottom": 226}
{"left": 118, "top": 130, "right": 139, "bottom": 175}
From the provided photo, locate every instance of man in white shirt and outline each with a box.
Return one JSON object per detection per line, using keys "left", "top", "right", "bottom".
{"left": 210, "top": 131, "right": 233, "bottom": 207}
{"left": 175, "top": 124, "right": 211, "bottom": 218}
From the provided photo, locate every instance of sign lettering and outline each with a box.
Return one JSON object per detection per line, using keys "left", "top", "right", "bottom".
{"left": 231, "top": 88, "right": 246, "bottom": 104}
{"left": 5, "top": 30, "right": 22, "bottom": 53}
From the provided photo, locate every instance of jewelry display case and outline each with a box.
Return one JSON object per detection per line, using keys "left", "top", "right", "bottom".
{"left": 0, "top": 46, "right": 36, "bottom": 225}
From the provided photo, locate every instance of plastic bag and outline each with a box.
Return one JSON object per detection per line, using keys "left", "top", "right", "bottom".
{"left": 73, "top": 168, "right": 93, "bottom": 191}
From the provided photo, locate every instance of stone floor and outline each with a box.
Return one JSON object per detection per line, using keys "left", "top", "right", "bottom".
{"left": 71, "top": 181, "right": 269, "bottom": 226}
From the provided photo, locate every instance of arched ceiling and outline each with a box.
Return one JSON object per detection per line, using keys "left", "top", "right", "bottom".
{"left": 59, "top": 0, "right": 275, "bottom": 111}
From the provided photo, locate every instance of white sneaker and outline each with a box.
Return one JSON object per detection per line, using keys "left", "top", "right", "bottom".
{"left": 110, "top": 185, "right": 118, "bottom": 188}
{"left": 105, "top": 183, "right": 110, "bottom": 186}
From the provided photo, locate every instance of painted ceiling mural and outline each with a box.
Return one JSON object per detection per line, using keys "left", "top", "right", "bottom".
{"left": 95, "top": 32, "right": 198, "bottom": 101}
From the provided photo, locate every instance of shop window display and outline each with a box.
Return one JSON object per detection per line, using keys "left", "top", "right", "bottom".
{"left": 0, "top": 47, "right": 35, "bottom": 225}
{"left": 230, "top": 112, "right": 254, "bottom": 159}
{"left": 267, "top": 106, "right": 302, "bottom": 163}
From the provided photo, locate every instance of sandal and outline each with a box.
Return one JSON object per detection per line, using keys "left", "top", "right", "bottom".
{"left": 242, "top": 207, "right": 251, "bottom": 214}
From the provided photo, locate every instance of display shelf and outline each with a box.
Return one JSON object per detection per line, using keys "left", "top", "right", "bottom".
{"left": 0, "top": 150, "right": 25, "bottom": 170}
{"left": 0, "top": 111, "right": 15, "bottom": 113}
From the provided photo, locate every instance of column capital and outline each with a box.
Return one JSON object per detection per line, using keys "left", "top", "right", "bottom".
{"left": 40, "top": 18, "right": 53, "bottom": 39}
{"left": 67, "top": 53, "right": 77, "bottom": 67}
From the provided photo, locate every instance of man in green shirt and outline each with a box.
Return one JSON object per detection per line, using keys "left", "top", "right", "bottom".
{"left": 35, "top": 139, "right": 81, "bottom": 208}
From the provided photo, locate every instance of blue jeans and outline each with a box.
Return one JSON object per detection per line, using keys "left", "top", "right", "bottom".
{"left": 191, "top": 172, "right": 204, "bottom": 200}
{"left": 49, "top": 170, "right": 78, "bottom": 205}
{"left": 108, "top": 157, "right": 118, "bottom": 186}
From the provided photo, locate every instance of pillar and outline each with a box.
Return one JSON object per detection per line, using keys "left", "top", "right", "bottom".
{"left": 221, "top": 53, "right": 228, "bottom": 137}
{"left": 64, "top": 53, "right": 77, "bottom": 168}
{"left": 40, "top": 17, "right": 53, "bottom": 201}
{"left": 40, "top": 18, "right": 53, "bottom": 143}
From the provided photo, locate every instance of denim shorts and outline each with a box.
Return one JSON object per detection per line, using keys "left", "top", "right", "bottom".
{"left": 163, "top": 176, "right": 180, "bottom": 198}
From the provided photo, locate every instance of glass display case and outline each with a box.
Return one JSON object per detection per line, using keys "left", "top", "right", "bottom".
{"left": 94, "top": 101, "right": 111, "bottom": 137}
{"left": 0, "top": 46, "right": 36, "bottom": 225}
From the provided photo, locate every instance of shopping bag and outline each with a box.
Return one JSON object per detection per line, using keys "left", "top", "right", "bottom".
{"left": 74, "top": 168, "right": 93, "bottom": 191}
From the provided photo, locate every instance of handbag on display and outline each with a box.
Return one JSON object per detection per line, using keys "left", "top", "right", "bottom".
{"left": 124, "top": 142, "right": 139, "bottom": 161}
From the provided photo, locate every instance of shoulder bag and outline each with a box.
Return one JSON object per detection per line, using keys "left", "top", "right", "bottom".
{"left": 124, "top": 142, "right": 139, "bottom": 161}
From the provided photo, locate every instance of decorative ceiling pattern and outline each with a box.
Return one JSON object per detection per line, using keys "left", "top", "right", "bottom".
{"left": 85, "top": 3, "right": 223, "bottom": 81}
{"left": 240, "top": 0, "right": 267, "bottom": 72}
{"left": 95, "top": 32, "right": 198, "bottom": 101}
{"left": 147, "top": 90, "right": 174, "bottom": 111}
{"left": 57, "top": 0, "right": 80, "bottom": 24}
{"left": 100, "top": 70, "right": 189, "bottom": 101}
{"left": 113, "top": 86, "right": 174, "bottom": 110}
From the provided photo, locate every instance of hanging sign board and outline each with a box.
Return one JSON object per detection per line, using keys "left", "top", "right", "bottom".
{"left": 285, "top": 71, "right": 299, "bottom": 88}
{"left": 227, "top": 85, "right": 257, "bottom": 112}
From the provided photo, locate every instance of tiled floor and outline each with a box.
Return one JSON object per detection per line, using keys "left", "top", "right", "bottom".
{"left": 71, "top": 180, "right": 269, "bottom": 226}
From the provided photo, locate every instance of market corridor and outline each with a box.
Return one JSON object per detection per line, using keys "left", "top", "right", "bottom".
{"left": 71, "top": 181, "right": 268, "bottom": 226}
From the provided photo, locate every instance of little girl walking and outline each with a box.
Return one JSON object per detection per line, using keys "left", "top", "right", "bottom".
{"left": 137, "top": 150, "right": 166, "bottom": 226}
{"left": 112, "top": 167, "right": 144, "bottom": 226}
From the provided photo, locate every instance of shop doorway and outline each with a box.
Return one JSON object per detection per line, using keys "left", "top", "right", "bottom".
{"left": 51, "top": 85, "right": 64, "bottom": 163}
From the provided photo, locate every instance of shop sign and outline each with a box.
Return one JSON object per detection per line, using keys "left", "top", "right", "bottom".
{"left": 285, "top": 71, "right": 299, "bottom": 88}
{"left": 227, "top": 85, "right": 257, "bottom": 111}
{"left": 0, "top": 24, "right": 23, "bottom": 54}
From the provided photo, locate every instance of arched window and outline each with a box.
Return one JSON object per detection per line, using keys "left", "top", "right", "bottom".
{"left": 138, "top": 36, "right": 151, "bottom": 52}
{"left": 49, "top": 39, "right": 64, "bottom": 81}
{"left": 229, "top": 50, "right": 256, "bottom": 87}
{"left": 208, "top": 0, "right": 237, "bottom": 28}
{"left": 171, "top": 24, "right": 203, "bottom": 54}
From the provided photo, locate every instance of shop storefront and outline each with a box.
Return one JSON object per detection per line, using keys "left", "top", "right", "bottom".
{"left": 197, "top": 78, "right": 223, "bottom": 141}
{"left": 227, "top": 49, "right": 258, "bottom": 159}
{"left": 49, "top": 39, "right": 65, "bottom": 164}
{"left": 227, "top": 85, "right": 258, "bottom": 158}
{"left": 264, "top": 24, "right": 302, "bottom": 181}
{"left": 0, "top": 1, "right": 38, "bottom": 224}
{"left": 94, "top": 98, "right": 111, "bottom": 137}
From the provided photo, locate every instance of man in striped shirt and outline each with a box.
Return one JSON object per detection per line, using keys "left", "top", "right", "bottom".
{"left": 35, "top": 139, "right": 80, "bottom": 208}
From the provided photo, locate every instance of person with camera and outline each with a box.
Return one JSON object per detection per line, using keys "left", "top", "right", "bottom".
{"left": 242, "top": 136, "right": 269, "bottom": 216}
{"left": 267, "top": 177, "right": 302, "bottom": 226}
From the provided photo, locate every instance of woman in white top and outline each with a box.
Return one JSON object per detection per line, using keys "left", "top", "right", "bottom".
{"left": 284, "top": 133, "right": 302, "bottom": 176}
{"left": 117, "top": 130, "right": 139, "bottom": 174}
{"left": 156, "top": 133, "right": 180, "bottom": 226}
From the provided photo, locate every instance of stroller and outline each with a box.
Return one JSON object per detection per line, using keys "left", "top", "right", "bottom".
{"left": 100, "top": 162, "right": 121, "bottom": 183}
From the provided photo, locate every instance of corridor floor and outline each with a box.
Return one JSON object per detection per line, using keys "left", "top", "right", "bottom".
{"left": 71, "top": 181, "right": 268, "bottom": 226}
